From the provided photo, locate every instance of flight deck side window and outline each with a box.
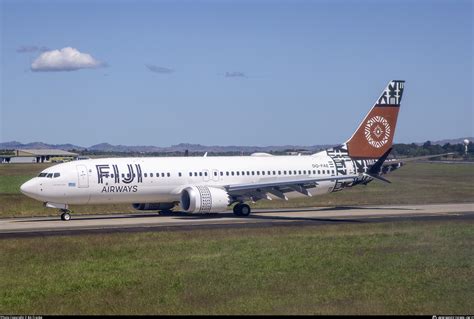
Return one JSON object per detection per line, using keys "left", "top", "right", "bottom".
{"left": 47, "top": 173, "right": 53, "bottom": 178}
{"left": 38, "top": 173, "right": 47, "bottom": 177}
{"left": 53, "top": 173, "right": 60, "bottom": 178}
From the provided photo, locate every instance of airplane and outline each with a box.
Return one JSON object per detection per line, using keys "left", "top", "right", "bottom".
{"left": 20, "top": 80, "right": 429, "bottom": 221}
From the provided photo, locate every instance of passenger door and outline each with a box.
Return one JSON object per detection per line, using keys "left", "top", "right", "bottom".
{"left": 77, "top": 165, "right": 89, "bottom": 188}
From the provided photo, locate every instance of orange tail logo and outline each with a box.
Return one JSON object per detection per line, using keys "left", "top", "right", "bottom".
{"left": 346, "top": 81, "right": 404, "bottom": 159}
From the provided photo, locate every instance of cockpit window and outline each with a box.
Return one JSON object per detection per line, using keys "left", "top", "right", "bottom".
{"left": 47, "top": 173, "right": 53, "bottom": 178}
{"left": 38, "top": 173, "right": 47, "bottom": 177}
{"left": 54, "top": 173, "right": 60, "bottom": 178}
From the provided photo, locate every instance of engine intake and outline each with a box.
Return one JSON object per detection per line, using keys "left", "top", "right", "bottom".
{"left": 132, "top": 202, "right": 175, "bottom": 211}
{"left": 180, "top": 186, "right": 230, "bottom": 213}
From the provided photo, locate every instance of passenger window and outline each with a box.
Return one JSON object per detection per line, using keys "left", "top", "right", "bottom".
{"left": 226, "top": 172, "right": 229, "bottom": 176}
{"left": 194, "top": 172, "right": 197, "bottom": 177}
{"left": 284, "top": 171, "right": 287, "bottom": 175}
{"left": 247, "top": 171, "right": 250, "bottom": 175}
{"left": 289, "top": 171, "right": 292, "bottom": 175}
{"left": 144, "top": 173, "right": 148, "bottom": 178}
{"left": 318, "top": 170, "right": 321, "bottom": 174}
{"left": 214, "top": 172, "right": 217, "bottom": 176}
{"left": 298, "top": 170, "right": 301, "bottom": 175}
{"left": 162, "top": 173, "right": 165, "bottom": 177}
{"left": 278, "top": 171, "right": 281, "bottom": 175}
{"left": 53, "top": 173, "right": 60, "bottom": 178}
{"left": 257, "top": 171, "right": 260, "bottom": 175}
{"left": 179, "top": 173, "right": 182, "bottom": 177}
{"left": 167, "top": 173, "right": 170, "bottom": 177}
{"left": 220, "top": 172, "right": 223, "bottom": 176}
{"left": 252, "top": 171, "right": 255, "bottom": 175}
{"left": 150, "top": 173, "right": 153, "bottom": 177}
{"left": 199, "top": 172, "right": 202, "bottom": 177}
{"left": 189, "top": 172, "right": 192, "bottom": 177}
{"left": 231, "top": 172, "right": 234, "bottom": 176}
{"left": 294, "top": 170, "right": 297, "bottom": 175}
{"left": 242, "top": 171, "right": 245, "bottom": 176}
{"left": 303, "top": 170, "right": 307, "bottom": 174}
{"left": 262, "top": 171, "right": 265, "bottom": 175}
{"left": 236, "top": 172, "right": 240, "bottom": 176}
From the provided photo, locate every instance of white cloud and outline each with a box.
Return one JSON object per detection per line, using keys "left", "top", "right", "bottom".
{"left": 31, "top": 47, "right": 104, "bottom": 72}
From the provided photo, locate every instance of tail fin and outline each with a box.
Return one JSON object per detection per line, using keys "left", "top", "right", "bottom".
{"left": 346, "top": 80, "right": 405, "bottom": 159}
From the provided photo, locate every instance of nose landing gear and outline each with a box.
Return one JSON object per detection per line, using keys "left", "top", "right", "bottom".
{"left": 59, "top": 209, "right": 72, "bottom": 221}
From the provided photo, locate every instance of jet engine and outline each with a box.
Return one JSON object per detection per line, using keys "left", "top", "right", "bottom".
{"left": 132, "top": 202, "right": 176, "bottom": 211}
{"left": 180, "top": 186, "right": 231, "bottom": 213}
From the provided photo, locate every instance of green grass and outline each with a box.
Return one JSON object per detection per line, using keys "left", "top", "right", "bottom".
{"left": 0, "top": 162, "right": 473, "bottom": 217}
{"left": 0, "top": 221, "right": 472, "bottom": 314}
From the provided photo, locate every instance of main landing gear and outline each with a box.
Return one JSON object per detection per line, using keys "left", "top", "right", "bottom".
{"left": 233, "top": 203, "right": 251, "bottom": 217}
{"left": 60, "top": 209, "right": 72, "bottom": 221}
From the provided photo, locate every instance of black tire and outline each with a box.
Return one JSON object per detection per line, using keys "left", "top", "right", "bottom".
{"left": 233, "top": 204, "right": 242, "bottom": 216}
{"left": 240, "top": 204, "right": 251, "bottom": 216}
{"left": 61, "top": 212, "right": 71, "bottom": 221}
{"left": 158, "top": 210, "right": 173, "bottom": 216}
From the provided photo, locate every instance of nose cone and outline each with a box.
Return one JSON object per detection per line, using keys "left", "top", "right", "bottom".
{"left": 20, "top": 179, "right": 38, "bottom": 198}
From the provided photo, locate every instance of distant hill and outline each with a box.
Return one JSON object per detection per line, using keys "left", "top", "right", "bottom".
{"left": 419, "top": 137, "right": 473, "bottom": 146}
{"left": 0, "top": 141, "right": 334, "bottom": 153}
{"left": 1, "top": 137, "right": 471, "bottom": 154}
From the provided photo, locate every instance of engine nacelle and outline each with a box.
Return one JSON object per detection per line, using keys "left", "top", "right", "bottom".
{"left": 180, "top": 186, "right": 231, "bottom": 213}
{"left": 132, "top": 202, "right": 175, "bottom": 211}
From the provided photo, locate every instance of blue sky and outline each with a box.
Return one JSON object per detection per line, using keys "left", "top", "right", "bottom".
{"left": 1, "top": 0, "right": 472, "bottom": 147}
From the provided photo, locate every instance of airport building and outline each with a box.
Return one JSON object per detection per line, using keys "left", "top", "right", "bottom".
{"left": 0, "top": 149, "right": 79, "bottom": 163}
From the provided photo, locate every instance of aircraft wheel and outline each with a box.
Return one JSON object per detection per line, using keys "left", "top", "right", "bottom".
{"left": 233, "top": 204, "right": 242, "bottom": 216}
{"left": 60, "top": 212, "right": 71, "bottom": 221}
{"left": 158, "top": 210, "right": 173, "bottom": 216}
{"left": 240, "top": 204, "right": 251, "bottom": 216}
{"left": 233, "top": 204, "right": 251, "bottom": 217}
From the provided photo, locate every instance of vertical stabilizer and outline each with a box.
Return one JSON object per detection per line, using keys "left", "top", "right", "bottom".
{"left": 346, "top": 80, "right": 404, "bottom": 159}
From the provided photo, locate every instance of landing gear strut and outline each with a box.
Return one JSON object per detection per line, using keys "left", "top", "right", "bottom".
{"left": 233, "top": 203, "right": 251, "bottom": 217}
{"left": 60, "top": 209, "right": 71, "bottom": 221}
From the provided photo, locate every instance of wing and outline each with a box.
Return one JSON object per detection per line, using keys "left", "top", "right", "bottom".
{"left": 225, "top": 174, "right": 360, "bottom": 202}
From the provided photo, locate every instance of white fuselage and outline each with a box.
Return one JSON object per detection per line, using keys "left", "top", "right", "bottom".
{"left": 20, "top": 151, "right": 358, "bottom": 207}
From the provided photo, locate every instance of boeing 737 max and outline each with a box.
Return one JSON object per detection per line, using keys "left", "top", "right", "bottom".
{"left": 21, "top": 80, "right": 424, "bottom": 221}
